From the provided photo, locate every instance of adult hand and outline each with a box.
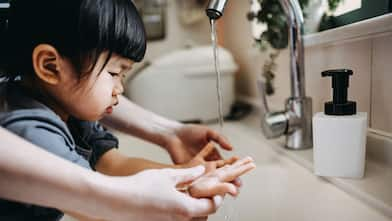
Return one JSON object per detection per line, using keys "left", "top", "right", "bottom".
{"left": 165, "top": 124, "right": 233, "bottom": 165}
{"left": 98, "top": 166, "right": 223, "bottom": 221}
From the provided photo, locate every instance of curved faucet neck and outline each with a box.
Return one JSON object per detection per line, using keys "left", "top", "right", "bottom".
{"left": 279, "top": 0, "right": 306, "bottom": 98}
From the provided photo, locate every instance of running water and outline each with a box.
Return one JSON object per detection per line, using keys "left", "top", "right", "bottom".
{"left": 210, "top": 19, "right": 237, "bottom": 221}
{"left": 210, "top": 19, "right": 224, "bottom": 129}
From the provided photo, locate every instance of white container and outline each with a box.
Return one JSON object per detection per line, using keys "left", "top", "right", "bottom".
{"left": 313, "top": 112, "right": 367, "bottom": 178}
{"left": 126, "top": 46, "right": 238, "bottom": 122}
{"left": 313, "top": 69, "right": 368, "bottom": 178}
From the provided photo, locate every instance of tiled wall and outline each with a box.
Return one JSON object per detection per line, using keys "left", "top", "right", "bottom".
{"left": 222, "top": 1, "right": 392, "bottom": 135}
{"left": 371, "top": 34, "right": 392, "bottom": 133}
{"left": 306, "top": 33, "right": 392, "bottom": 134}
{"left": 305, "top": 39, "right": 373, "bottom": 124}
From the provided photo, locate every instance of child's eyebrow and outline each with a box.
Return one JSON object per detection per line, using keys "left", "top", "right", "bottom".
{"left": 120, "top": 63, "right": 132, "bottom": 71}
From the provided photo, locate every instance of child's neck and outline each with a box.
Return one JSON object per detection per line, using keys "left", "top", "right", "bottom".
{"left": 46, "top": 102, "right": 70, "bottom": 122}
{"left": 19, "top": 80, "right": 70, "bottom": 122}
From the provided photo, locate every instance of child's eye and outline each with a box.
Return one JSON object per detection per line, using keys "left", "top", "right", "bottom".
{"left": 108, "top": 72, "right": 120, "bottom": 77}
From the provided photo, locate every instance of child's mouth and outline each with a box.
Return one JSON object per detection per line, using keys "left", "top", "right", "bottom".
{"left": 106, "top": 106, "right": 113, "bottom": 114}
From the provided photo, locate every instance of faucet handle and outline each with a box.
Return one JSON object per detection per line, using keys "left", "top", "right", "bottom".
{"left": 257, "top": 80, "right": 288, "bottom": 138}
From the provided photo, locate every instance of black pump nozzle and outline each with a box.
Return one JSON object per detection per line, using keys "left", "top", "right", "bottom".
{"left": 322, "top": 69, "right": 356, "bottom": 116}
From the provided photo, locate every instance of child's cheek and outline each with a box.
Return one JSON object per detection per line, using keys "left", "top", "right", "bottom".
{"left": 91, "top": 79, "right": 114, "bottom": 107}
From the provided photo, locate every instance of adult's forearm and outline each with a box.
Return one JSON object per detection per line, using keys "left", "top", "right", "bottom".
{"left": 101, "top": 95, "right": 182, "bottom": 148}
{"left": 0, "top": 127, "right": 129, "bottom": 220}
{"left": 0, "top": 128, "right": 220, "bottom": 221}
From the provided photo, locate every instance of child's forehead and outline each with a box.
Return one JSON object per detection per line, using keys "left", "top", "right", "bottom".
{"left": 108, "top": 54, "right": 134, "bottom": 69}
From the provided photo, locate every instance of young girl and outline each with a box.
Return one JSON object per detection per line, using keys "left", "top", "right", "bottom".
{"left": 0, "top": 0, "right": 255, "bottom": 220}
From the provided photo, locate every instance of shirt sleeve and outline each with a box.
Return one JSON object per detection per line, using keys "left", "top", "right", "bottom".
{"left": 5, "top": 121, "right": 91, "bottom": 169}
{"left": 67, "top": 118, "right": 119, "bottom": 169}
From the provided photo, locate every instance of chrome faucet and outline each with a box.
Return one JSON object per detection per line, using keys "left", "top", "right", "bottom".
{"left": 206, "top": 0, "right": 313, "bottom": 149}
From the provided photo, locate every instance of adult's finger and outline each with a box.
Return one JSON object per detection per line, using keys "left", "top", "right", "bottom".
{"left": 169, "top": 166, "right": 205, "bottom": 184}
{"left": 175, "top": 193, "right": 218, "bottom": 217}
{"left": 212, "top": 195, "right": 224, "bottom": 208}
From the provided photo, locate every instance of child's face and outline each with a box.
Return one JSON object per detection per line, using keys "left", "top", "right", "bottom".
{"left": 48, "top": 52, "right": 134, "bottom": 121}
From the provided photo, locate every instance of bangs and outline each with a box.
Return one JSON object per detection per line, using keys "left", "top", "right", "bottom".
{"left": 79, "top": 0, "right": 147, "bottom": 63}
{"left": 0, "top": 0, "right": 146, "bottom": 80}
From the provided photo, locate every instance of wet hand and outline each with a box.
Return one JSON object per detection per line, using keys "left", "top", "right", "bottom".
{"left": 166, "top": 124, "right": 233, "bottom": 164}
{"left": 188, "top": 157, "right": 256, "bottom": 198}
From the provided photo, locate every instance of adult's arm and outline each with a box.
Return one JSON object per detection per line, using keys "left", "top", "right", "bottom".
{"left": 0, "top": 127, "right": 221, "bottom": 221}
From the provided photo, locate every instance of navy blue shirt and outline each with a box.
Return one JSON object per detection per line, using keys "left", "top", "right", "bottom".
{"left": 0, "top": 82, "right": 119, "bottom": 220}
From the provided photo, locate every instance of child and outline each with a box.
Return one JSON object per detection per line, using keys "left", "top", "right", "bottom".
{"left": 0, "top": 0, "right": 255, "bottom": 220}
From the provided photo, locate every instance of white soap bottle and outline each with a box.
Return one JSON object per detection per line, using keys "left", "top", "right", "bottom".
{"left": 313, "top": 69, "right": 367, "bottom": 178}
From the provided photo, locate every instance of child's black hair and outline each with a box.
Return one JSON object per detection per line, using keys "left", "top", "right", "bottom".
{"left": 0, "top": 0, "right": 146, "bottom": 81}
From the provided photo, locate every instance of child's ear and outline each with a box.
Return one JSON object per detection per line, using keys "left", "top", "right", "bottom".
{"left": 32, "top": 44, "right": 61, "bottom": 85}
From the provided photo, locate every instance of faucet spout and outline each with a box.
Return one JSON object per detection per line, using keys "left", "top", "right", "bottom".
{"left": 205, "top": 0, "right": 313, "bottom": 149}
{"left": 279, "top": 0, "right": 306, "bottom": 98}
{"left": 206, "top": 0, "right": 228, "bottom": 20}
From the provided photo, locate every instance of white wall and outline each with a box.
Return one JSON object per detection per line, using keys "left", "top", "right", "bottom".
{"left": 143, "top": 0, "right": 211, "bottom": 61}
{"left": 222, "top": 0, "right": 291, "bottom": 110}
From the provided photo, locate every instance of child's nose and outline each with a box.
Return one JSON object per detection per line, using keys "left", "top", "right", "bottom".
{"left": 113, "top": 82, "right": 124, "bottom": 95}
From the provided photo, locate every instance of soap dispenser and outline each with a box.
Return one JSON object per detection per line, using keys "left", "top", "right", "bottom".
{"left": 313, "top": 69, "right": 367, "bottom": 178}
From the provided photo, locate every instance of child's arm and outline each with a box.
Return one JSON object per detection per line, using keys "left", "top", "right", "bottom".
{"left": 101, "top": 95, "right": 233, "bottom": 164}
{"left": 95, "top": 149, "right": 178, "bottom": 176}
{"left": 65, "top": 211, "right": 105, "bottom": 221}
{"left": 95, "top": 142, "right": 230, "bottom": 176}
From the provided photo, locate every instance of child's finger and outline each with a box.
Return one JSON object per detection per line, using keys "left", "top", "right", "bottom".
{"left": 231, "top": 156, "right": 254, "bottom": 168}
{"left": 212, "top": 183, "right": 238, "bottom": 197}
{"left": 191, "top": 182, "right": 238, "bottom": 198}
{"left": 224, "top": 156, "right": 239, "bottom": 165}
{"left": 220, "top": 162, "right": 256, "bottom": 182}
{"left": 205, "top": 147, "right": 222, "bottom": 161}
{"left": 197, "top": 142, "right": 216, "bottom": 158}
{"left": 215, "top": 159, "right": 226, "bottom": 168}
{"left": 231, "top": 178, "right": 242, "bottom": 187}
{"left": 214, "top": 156, "right": 238, "bottom": 169}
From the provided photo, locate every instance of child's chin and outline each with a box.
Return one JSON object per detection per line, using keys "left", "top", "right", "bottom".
{"left": 78, "top": 113, "right": 104, "bottom": 122}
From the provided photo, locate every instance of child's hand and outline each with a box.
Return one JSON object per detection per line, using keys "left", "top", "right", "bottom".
{"left": 181, "top": 142, "right": 238, "bottom": 172}
{"left": 188, "top": 157, "right": 256, "bottom": 198}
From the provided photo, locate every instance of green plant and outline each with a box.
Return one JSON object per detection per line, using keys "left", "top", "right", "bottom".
{"left": 247, "top": 0, "right": 343, "bottom": 95}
